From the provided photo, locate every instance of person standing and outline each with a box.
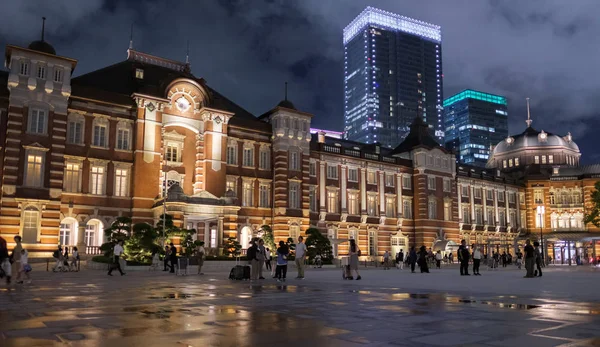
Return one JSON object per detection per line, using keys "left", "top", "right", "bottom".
{"left": 275, "top": 241, "right": 289, "bottom": 282}
{"left": 265, "top": 247, "right": 272, "bottom": 273}
{"left": 448, "top": 252, "right": 454, "bottom": 264}
{"left": 516, "top": 250, "right": 523, "bottom": 269}
{"left": 0, "top": 237, "right": 12, "bottom": 285}
{"left": 501, "top": 251, "right": 508, "bottom": 268}
{"left": 533, "top": 241, "right": 543, "bottom": 277}
{"left": 458, "top": 240, "right": 470, "bottom": 276}
{"left": 195, "top": 242, "right": 205, "bottom": 275}
{"left": 169, "top": 243, "right": 178, "bottom": 274}
{"left": 163, "top": 245, "right": 171, "bottom": 271}
{"left": 396, "top": 249, "right": 404, "bottom": 270}
{"left": 418, "top": 246, "right": 430, "bottom": 273}
{"left": 108, "top": 240, "right": 125, "bottom": 276}
{"left": 409, "top": 246, "right": 417, "bottom": 273}
{"left": 295, "top": 236, "right": 307, "bottom": 279}
{"left": 348, "top": 239, "right": 361, "bottom": 280}
{"left": 524, "top": 240, "right": 535, "bottom": 278}
{"left": 383, "top": 250, "right": 390, "bottom": 270}
{"left": 71, "top": 247, "right": 80, "bottom": 272}
{"left": 18, "top": 249, "right": 32, "bottom": 284}
{"left": 257, "top": 239, "right": 266, "bottom": 280}
{"left": 11, "top": 236, "right": 23, "bottom": 283}
{"left": 63, "top": 247, "right": 70, "bottom": 271}
{"left": 247, "top": 240, "right": 260, "bottom": 281}
{"left": 435, "top": 250, "right": 442, "bottom": 269}
{"left": 472, "top": 245, "right": 482, "bottom": 276}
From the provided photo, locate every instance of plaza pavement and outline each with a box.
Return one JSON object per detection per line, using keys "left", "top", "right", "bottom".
{"left": 0, "top": 263, "right": 599, "bottom": 347}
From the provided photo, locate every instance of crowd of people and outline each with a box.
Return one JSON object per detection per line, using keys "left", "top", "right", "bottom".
{"left": 52, "top": 245, "right": 80, "bottom": 272}
{"left": 0, "top": 236, "right": 32, "bottom": 285}
{"left": 245, "top": 236, "right": 309, "bottom": 282}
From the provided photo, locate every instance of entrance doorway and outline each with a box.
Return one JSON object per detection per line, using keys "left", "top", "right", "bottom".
{"left": 391, "top": 235, "right": 408, "bottom": 259}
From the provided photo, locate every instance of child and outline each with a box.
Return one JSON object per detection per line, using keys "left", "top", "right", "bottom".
{"left": 19, "top": 249, "right": 31, "bottom": 284}
{"left": 71, "top": 247, "right": 79, "bottom": 271}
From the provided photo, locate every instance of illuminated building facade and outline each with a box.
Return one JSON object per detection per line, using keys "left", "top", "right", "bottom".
{"left": 444, "top": 89, "right": 509, "bottom": 167}
{"left": 343, "top": 7, "right": 444, "bottom": 148}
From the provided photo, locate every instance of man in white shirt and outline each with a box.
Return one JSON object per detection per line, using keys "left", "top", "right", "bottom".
{"left": 472, "top": 244, "right": 482, "bottom": 276}
{"left": 295, "top": 236, "right": 307, "bottom": 279}
{"left": 108, "top": 240, "right": 125, "bottom": 276}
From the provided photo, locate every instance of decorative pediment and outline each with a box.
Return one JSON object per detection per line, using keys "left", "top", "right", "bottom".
{"left": 193, "top": 190, "right": 219, "bottom": 200}
{"left": 22, "top": 142, "right": 49, "bottom": 152}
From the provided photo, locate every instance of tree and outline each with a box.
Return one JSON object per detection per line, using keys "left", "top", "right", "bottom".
{"left": 178, "top": 228, "right": 198, "bottom": 257}
{"left": 124, "top": 223, "right": 159, "bottom": 263}
{"left": 155, "top": 214, "right": 178, "bottom": 245}
{"left": 584, "top": 181, "right": 600, "bottom": 228}
{"left": 104, "top": 216, "right": 132, "bottom": 243}
{"left": 260, "top": 225, "right": 275, "bottom": 252}
{"left": 304, "top": 228, "right": 333, "bottom": 262}
{"left": 223, "top": 237, "right": 242, "bottom": 257}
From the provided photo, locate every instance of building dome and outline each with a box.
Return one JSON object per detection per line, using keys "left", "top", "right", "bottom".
{"left": 28, "top": 40, "right": 56, "bottom": 55}
{"left": 277, "top": 99, "right": 296, "bottom": 110}
{"left": 492, "top": 127, "right": 579, "bottom": 155}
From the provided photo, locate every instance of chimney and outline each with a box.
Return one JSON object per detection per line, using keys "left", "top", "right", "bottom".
{"left": 318, "top": 131, "right": 326, "bottom": 143}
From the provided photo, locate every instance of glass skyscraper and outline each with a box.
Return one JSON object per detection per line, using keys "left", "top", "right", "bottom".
{"left": 443, "top": 89, "right": 508, "bottom": 167}
{"left": 343, "top": 7, "right": 443, "bottom": 147}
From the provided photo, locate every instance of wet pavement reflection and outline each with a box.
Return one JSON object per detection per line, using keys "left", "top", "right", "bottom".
{"left": 1, "top": 269, "right": 599, "bottom": 346}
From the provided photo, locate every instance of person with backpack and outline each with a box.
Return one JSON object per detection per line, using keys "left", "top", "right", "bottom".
{"left": 275, "top": 240, "right": 289, "bottom": 282}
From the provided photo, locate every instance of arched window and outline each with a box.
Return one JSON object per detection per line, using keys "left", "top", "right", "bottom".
{"left": 59, "top": 218, "right": 78, "bottom": 246}
{"left": 86, "top": 219, "right": 104, "bottom": 246}
{"left": 22, "top": 206, "right": 39, "bottom": 243}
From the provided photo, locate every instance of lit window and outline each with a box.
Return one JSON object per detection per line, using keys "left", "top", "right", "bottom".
{"left": 165, "top": 143, "right": 180, "bottom": 162}
{"left": 548, "top": 155, "right": 553, "bottom": 164}
{"left": 368, "top": 231, "right": 376, "bottom": 256}
{"left": 515, "top": 157, "right": 520, "bottom": 166}
{"left": 367, "top": 171, "right": 377, "bottom": 184}
{"left": 327, "top": 190, "right": 339, "bottom": 213}
{"left": 503, "top": 160, "right": 507, "bottom": 168}
{"left": 59, "top": 223, "right": 72, "bottom": 245}
{"left": 385, "top": 197, "right": 395, "bottom": 218}
{"left": 64, "top": 162, "right": 81, "bottom": 192}
{"left": 348, "top": 193, "right": 359, "bottom": 215}
{"left": 444, "top": 202, "right": 451, "bottom": 221}
{"left": 508, "top": 159, "right": 513, "bottom": 167}
{"left": 534, "top": 156, "right": 540, "bottom": 164}
{"left": 114, "top": 168, "right": 129, "bottom": 197}
{"left": 242, "top": 181, "right": 254, "bottom": 207}
{"left": 428, "top": 199, "right": 437, "bottom": 219}
{"left": 385, "top": 174, "right": 394, "bottom": 187}
{"left": 135, "top": 68, "right": 144, "bottom": 79}
{"left": 90, "top": 166, "right": 105, "bottom": 195}
{"left": 28, "top": 109, "right": 47, "bottom": 134}
{"left": 443, "top": 179, "right": 451, "bottom": 192}
{"left": 25, "top": 153, "right": 44, "bottom": 187}
{"left": 367, "top": 195, "right": 377, "bottom": 216}
{"left": 259, "top": 184, "right": 270, "bottom": 207}
{"left": 309, "top": 186, "right": 317, "bottom": 212}
{"left": 541, "top": 155, "right": 547, "bottom": 164}
{"left": 22, "top": 207, "right": 39, "bottom": 243}
{"left": 226, "top": 178, "right": 237, "bottom": 194}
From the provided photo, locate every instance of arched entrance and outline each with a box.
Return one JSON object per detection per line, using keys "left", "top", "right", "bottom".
{"left": 86, "top": 219, "right": 104, "bottom": 247}
{"left": 59, "top": 217, "right": 78, "bottom": 246}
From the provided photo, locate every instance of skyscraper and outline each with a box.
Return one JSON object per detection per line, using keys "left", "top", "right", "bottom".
{"left": 443, "top": 89, "right": 508, "bottom": 167}
{"left": 343, "top": 7, "right": 443, "bottom": 148}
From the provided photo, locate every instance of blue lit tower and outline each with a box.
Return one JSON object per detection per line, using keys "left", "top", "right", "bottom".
{"left": 343, "top": 7, "right": 443, "bottom": 147}
{"left": 443, "top": 89, "right": 509, "bottom": 167}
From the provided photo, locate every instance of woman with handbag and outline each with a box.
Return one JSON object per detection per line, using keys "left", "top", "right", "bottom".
{"left": 18, "top": 249, "right": 32, "bottom": 284}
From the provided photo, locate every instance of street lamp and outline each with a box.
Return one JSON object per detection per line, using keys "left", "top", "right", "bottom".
{"left": 537, "top": 205, "right": 545, "bottom": 262}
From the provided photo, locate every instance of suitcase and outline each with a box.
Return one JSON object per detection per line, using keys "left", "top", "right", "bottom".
{"left": 229, "top": 258, "right": 251, "bottom": 280}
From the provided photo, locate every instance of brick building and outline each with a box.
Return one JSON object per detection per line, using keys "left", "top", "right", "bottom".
{"left": 0, "top": 40, "right": 598, "bottom": 262}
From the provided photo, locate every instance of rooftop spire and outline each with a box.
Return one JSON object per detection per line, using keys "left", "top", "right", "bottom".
{"left": 185, "top": 40, "right": 189, "bottom": 64}
{"left": 41, "top": 17, "right": 46, "bottom": 41}
{"left": 525, "top": 97, "right": 532, "bottom": 128}
{"left": 284, "top": 81, "right": 288, "bottom": 101}
{"left": 129, "top": 23, "right": 134, "bottom": 50}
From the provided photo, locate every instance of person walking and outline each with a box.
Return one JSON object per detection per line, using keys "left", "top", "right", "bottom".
{"left": 435, "top": 250, "right": 442, "bottom": 269}
{"left": 63, "top": 247, "right": 70, "bottom": 271}
{"left": 396, "top": 249, "right": 404, "bottom": 270}
{"left": 195, "top": 242, "right": 205, "bottom": 275}
{"left": 516, "top": 250, "right": 523, "bottom": 270}
{"left": 0, "top": 237, "right": 12, "bottom": 285}
{"left": 458, "top": 239, "right": 470, "bottom": 276}
{"left": 533, "top": 241, "right": 543, "bottom": 277}
{"left": 257, "top": 239, "right": 266, "bottom": 280}
{"left": 275, "top": 241, "right": 289, "bottom": 282}
{"left": 71, "top": 247, "right": 80, "bottom": 271}
{"left": 163, "top": 245, "right": 171, "bottom": 271}
{"left": 383, "top": 250, "right": 391, "bottom": 270}
{"left": 295, "top": 236, "right": 307, "bottom": 279}
{"left": 501, "top": 251, "right": 508, "bottom": 268}
{"left": 52, "top": 245, "right": 63, "bottom": 272}
{"left": 265, "top": 247, "right": 272, "bottom": 273}
{"left": 108, "top": 240, "right": 125, "bottom": 276}
{"left": 18, "top": 249, "right": 32, "bottom": 284}
{"left": 409, "top": 246, "right": 418, "bottom": 273}
{"left": 524, "top": 240, "right": 535, "bottom": 278}
{"left": 11, "top": 236, "right": 23, "bottom": 283}
{"left": 472, "top": 245, "right": 482, "bottom": 276}
{"left": 247, "top": 240, "right": 260, "bottom": 281}
{"left": 448, "top": 252, "right": 454, "bottom": 264}
{"left": 348, "top": 239, "right": 361, "bottom": 280}
{"left": 418, "top": 246, "right": 429, "bottom": 273}
{"left": 169, "top": 243, "right": 178, "bottom": 274}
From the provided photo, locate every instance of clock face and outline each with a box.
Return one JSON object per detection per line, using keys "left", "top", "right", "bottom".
{"left": 175, "top": 96, "right": 191, "bottom": 112}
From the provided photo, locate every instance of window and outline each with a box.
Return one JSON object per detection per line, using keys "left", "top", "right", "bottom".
{"left": 243, "top": 146, "right": 254, "bottom": 167}
{"left": 368, "top": 231, "right": 376, "bottom": 256}
{"left": 242, "top": 181, "right": 254, "bottom": 207}
{"left": 475, "top": 208, "right": 483, "bottom": 224}
{"left": 19, "top": 61, "right": 29, "bottom": 76}
{"left": 510, "top": 212, "right": 517, "bottom": 227}
{"left": 503, "top": 160, "right": 507, "bottom": 169}
{"left": 499, "top": 210, "right": 506, "bottom": 226}
{"left": 486, "top": 189, "right": 493, "bottom": 200}
{"left": 348, "top": 168, "right": 358, "bottom": 182}
{"left": 93, "top": 123, "right": 108, "bottom": 147}
{"left": 59, "top": 223, "right": 71, "bottom": 245}
{"left": 327, "top": 164, "right": 338, "bottom": 179}
{"left": 348, "top": 193, "right": 359, "bottom": 215}
{"left": 519, "top": 192, "right": 525, "bottom": 204}
{"left": 548, "top": 155, "right": 553, "bottom": 164}
{"left": 259, "top": 148, "right": 270, "bottom": 170}
{"left": 210, "top": 227, "right": 217, "bottom": 248}
{"left": 443, "top": 179, "right": 451, "bottom": 192}
{"left": 428, "top": 176, "right": 436, "bottom": 190}
{"left": 533, "top": 190, "right": 543, "bottom": 204}
{"left": 385, "top": 174, "right": 394, "bottom": 187}
{"left": 327, "top": 190, "right": 338, "bottom": 213}
{"left": 289, "top": 225, "right": 300, "bottom": 242}
{"left": 54, "top": 69, "right": 63, "bottom": 83}
{"left": 474, "top": 188, "right": 482, "bottom": 199}
{"left": 28, "top": 109, "right": 46, "bottom": 134}
{"left": 116, "top": 127, "right": 131, "bottom": 150}
{"left": 85, "top": 224, "right": 97, "bottom": 246}
{"left": 114, "top": 168, "right": 129, "bottom": 197}
{"left": 309, "top": 186, "right": 317, "bottom": 212}
{"left": 385, "top": 197, "right": 395, "bottom": 218}
{"left": 541, "top": 155, "right": 547, "bottom": 164}
{"left": 487, "top": 209, "right": 495, "bottom": 225}
{"left": 402, "top": 200, "right": 412, "bottom": 218}
{"left": 226, "top": 178, "right": 237, "bottom": 194}
{"left": 515, "top": 157, "right": 520, "bottom": 166}
{"left": 64, "top": 162, "right": 81, "bottom": 192}
{"left": 348, "top": 229, "right": 357, "bottom": 241}
{"left": 90, "top": 166, "right": 105, "bottom": 195}
{"left": 534, "top": 156, "right": 540, "bottom": 164}
{"left": 367, "top": 195, "right": 377, "bottom": 216}
{"left": 289, "top": 152, "right": 300, "bottom": 171}
{"left": 498, "top": 191, "right": 505, "bottom": 202}
{"left": 22, "top": 207, "right": 39, "bottom": 243}
{"left": 37, "top": 65, "right": 46, "bottom": 79}
{"left": 508, "top": 159, "right": 513, "bottom": 167}
{"left": 135, "top": 68, "right": 144, "bottom": 79}
{"left": 290, "top": 182, "right": 301, "bottom": 209}
{"left": 402, "top": 175, "right": 411, "bottom": 189}
{"left": 165, "top": 143, "right": 180, "bottom": 162}
{"left": 67, "top": 118, "right": 84, "bottom": 144}
{"left": 309, "top": 162, "right": 316, "bottom": 176}
{"left": 428, "top": 200, "right": 437, "bottom": 219}
{"left": 444, "top": 202, "right": 451, "bottom": 221}
{"left": 227, "top": 142, "right": 238, "bottom": 165}
{"left": 462, "top": 209, "right": 470, "bottom": 223}
{"left": 508, "top": 192, "right": 516, "bottom": 203}
{"left": 259, "top": 184, "right": 270, "bottom": 207}
{"left": 461, "top": 185, "right": 469, "bottom": 197}
{"left": 25, "top": 153, "right": 44, "bottom": 187}
{"left": 367, "top": 171, "right": 376, "bottom": 184}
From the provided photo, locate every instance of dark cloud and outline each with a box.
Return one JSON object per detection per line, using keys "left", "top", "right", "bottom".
{"left": 1, "top": 0, "right": 599, "bottom": 162}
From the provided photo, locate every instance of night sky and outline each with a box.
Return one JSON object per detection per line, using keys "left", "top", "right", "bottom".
{"left": 2, "top": 0, "right": 599, "bottom": 162}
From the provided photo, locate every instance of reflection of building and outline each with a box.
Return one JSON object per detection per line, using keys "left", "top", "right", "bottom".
{"left": 444, "top": 89, "right": 508, "bottom": 167}
{"left": 343, "top": 7, "right": 444, "bottom": 148}
{"left": 0, "top": 36, "right": 598, "bottom": 263}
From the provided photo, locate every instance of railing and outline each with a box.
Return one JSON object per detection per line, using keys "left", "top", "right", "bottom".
{"left": 364, "top": 153, "right": 379, "bottom": 160}
{"left": 85, "top": 246, "right": 102, "bottom": 255}
{"left": 346, "top": 149, "right": 360, "bottom": 157}
{"left": 323, "top": 145, "right": 341, "bottom": 153}
{"left": 549, "top": 203, "right": 583, "bottom": 208}
{"left": 382, "top": 157, "right": 396, "bottom": 163}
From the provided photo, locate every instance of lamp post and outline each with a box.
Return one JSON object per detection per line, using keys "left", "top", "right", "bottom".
{"left": 537, "top": 205, "right": 545, "bottom": 262}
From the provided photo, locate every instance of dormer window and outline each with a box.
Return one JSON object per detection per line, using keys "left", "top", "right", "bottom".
{"left": 37, "top": 65, "right": 46, "bottom": 79}
{"left": 135, "top": 68, "right": 144, "bottom": 79}
{"left": 19, "top": 62, "right": 29, "bottom": 76}
{"left": 54, "top": 69, "right": 63, "bottom": 83}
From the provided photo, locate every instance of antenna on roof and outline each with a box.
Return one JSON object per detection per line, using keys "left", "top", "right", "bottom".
{"left": 525, "top": 97, "right": 532, "bottom": 128}
{"left": 284, "top": 82, "right": 288, "bottom": 101}
{"left": 129, "top": 23, "right": 134, "bottom": 50}
{"left": 185, "top": 40, "right": 189, "bottom": 64}
{"left": 41, "top": 17, "right": 46, "bottom": 41}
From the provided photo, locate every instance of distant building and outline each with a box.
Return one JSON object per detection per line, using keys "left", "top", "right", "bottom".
{"left": 310, "top": 128, "right": 343, "bottom": 139}
{"left": 444, "top": 89, "right": 508, "bottom": 167}
{"left": 343, "top": 6, "right": 444, "bottom": 148}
